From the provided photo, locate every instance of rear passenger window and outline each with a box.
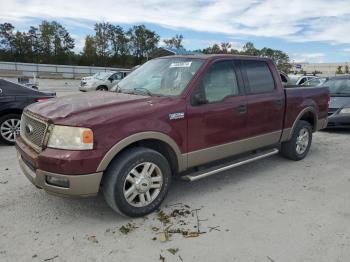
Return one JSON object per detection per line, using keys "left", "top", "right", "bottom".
{"left": 242, "top": 60, "right": 275, "bottom": 94}
{"left": 202, "top": 61, "right": 239, "bottom": 103}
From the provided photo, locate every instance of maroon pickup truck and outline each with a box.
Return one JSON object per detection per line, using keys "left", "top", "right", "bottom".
{"left": 16, "top": 55, "right": 329, "bottom": 217}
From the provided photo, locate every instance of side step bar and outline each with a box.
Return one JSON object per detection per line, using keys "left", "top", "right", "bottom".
{"left": 182, "top": 148, "right": 279, "bottom": 182}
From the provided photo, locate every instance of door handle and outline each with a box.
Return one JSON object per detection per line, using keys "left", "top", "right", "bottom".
{"left": 274, "top": 99, "right": 283, "bottom": 108}
{"left": 236, "top": 104, "right": 247, "bottom": 114}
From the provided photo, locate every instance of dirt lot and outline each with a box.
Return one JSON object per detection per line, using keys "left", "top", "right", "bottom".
{"left": 0, "top": 80, "right": 350, "bottom": 262}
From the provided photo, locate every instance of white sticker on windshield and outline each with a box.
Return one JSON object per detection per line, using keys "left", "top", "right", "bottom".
{"left": 169, "top": 61, "right": 192, "bottom": 68}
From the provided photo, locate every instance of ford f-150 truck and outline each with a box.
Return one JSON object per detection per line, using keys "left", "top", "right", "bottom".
{"left": 16, "top": 55, "right": 329, "bottom": 217}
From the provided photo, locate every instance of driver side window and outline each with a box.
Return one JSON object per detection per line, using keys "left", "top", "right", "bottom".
{"left": 201, "top": 61, "right": 239, "bottom": 103}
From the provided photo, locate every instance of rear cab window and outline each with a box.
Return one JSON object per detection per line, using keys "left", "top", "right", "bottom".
{"left": 241, "top": 60, "right": 275, "bottom": 94}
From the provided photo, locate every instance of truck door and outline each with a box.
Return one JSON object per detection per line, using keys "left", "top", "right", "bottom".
{"left": 239, "top": 59, "right": 284, "bottom": 142}
{"left": 186, "top": 60, "right": 248, "bottom": 167}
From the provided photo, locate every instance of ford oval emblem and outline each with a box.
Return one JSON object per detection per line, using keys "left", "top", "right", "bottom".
{"left": 25, "top": 124, "right": 33, "bottom": 135}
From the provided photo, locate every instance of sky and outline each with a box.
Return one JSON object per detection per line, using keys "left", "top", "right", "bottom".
{"left": 0, "top": 0, "right": 350, "bottom": 63}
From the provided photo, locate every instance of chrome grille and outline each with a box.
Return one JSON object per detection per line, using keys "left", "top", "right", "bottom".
{"left": 20, "top": 112, "right": 48, "bottom": 151}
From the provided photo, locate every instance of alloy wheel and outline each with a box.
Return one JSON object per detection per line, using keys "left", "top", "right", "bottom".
{"left": 0, "top": 118, "right": 20, "bottom": 143}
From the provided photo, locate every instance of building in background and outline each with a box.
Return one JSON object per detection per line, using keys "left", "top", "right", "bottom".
{"left": 292, "top": 62, "right": 350, "bottom": 76}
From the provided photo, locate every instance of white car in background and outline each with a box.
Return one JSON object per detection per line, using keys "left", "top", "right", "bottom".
{"left": 79, "top": 71, "right": 129, "bottom": 92}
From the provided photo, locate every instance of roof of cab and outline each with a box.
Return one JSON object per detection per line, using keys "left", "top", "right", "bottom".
{"left": 157, "top": 54, "right": 273, "bottom": 62}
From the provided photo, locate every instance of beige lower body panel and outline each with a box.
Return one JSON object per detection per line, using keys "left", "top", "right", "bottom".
{"left": 18, "top": 153, "right": 103, "bottom": 197}
{"left": 185, "top": 131, "right": 281, "bottom": 168}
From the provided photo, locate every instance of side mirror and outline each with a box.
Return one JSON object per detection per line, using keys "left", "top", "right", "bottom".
{"left": 108, "top": 77, "right": 113, "bottom": 82}
{"left": 192, "top": 91, "right": 208, "bottom": 106}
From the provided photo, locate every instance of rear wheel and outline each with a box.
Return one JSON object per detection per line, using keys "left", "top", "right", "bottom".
{"left": 280, "top": 120, "right": 312, "bottom": 161}
{"left": 0, "top": 114, "right": 21, "bottom": 145}
{"left": 103, "top": 147, "right": 172, "bottom": 217}
{"left": 96, "top": 86, "right": 108, "bottom": 91}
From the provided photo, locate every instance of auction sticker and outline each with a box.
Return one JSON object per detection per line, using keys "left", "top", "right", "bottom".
{"left": 169, "top": 61, "right": 192, "bottom": 68}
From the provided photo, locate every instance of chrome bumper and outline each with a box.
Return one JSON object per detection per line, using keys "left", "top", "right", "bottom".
{"left": 17, "top": 153, "right": 103, "bottom": 197}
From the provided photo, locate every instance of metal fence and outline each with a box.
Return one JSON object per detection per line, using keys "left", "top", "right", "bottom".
{"left": 0, "top": 61, "right": 130, "bottom": 79}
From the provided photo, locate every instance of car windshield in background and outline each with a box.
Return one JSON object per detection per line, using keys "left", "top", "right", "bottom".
{"left": 302, "top": 77, "right": 327, "bottom": 87}
{"left": 117, "top": 58, "right": 204, "bottom": 96}
{"left": 321, "top": 78, "right": 350, "bottom": 96}
{"left": 94, "top": 72, "right": 113, "bottom": 80}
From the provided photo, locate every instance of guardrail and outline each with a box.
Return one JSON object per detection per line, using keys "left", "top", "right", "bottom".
{"left": 0, "top": 61, "right": 130, "bottom": 79}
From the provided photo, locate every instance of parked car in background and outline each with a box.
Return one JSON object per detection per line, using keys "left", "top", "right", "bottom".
{"left": 319, "top": 76, "right": 350, "bottom": 128}
{"left": 79, "top": 71, "right": 129, "bottom": 92}
{"left": 0, "top": 79, "right": 55, "bottom": 145}
{"left": 296, "top": 75, "right": 318, "bottom": 85}
{"left": 16, "top": 55, "right": 329, "bottom": 217}
{"left": 302, "top": 77, "right": 327, "bottom": 87}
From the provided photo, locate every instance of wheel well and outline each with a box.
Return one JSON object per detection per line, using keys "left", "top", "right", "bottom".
{"left": 117, "top": 139, "right": 179, "bottom": 174}
{"left": 299, "top": 111, "right": 316, "bottom": 131}
{"left": 0, "top": 109, "right": 23, "bottom": 118}
{"left": 96, "top": 85, "right": 108, "bottom": 90}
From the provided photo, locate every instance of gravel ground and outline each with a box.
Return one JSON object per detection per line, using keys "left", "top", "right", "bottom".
{"left": 0, "top": 79, "right": 350, "bottom": 262}
{"left": 1, "top": 131, "right": 350, "bottom": 262}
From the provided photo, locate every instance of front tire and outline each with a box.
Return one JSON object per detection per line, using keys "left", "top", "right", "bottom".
{"left": 0, "top": 114, "right": 21, "bottom": 145}
{"left": 280, "top": 120, "right": 312, "bottom": 161}
{"left": 96, "top": 86, "right": 108, "bottom": 91}
{"left": 102, "top": 147, "right": 172, "bottom": 217}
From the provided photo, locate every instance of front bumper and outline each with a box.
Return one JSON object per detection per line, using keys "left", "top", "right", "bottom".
{"left": 327, "top": 114, "right": 350, "bottom": 128}
{"left": 18, "top": 153, "right": 103, "bottom": 197}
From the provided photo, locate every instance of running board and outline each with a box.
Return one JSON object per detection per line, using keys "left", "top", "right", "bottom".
{"left": 182, "top": 148, "right": 279, "bottom": 182}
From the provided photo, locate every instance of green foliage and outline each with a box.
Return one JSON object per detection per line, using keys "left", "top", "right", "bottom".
{"left": 164, "top": 34, "right": 183, "bottom": 49}
{"left": 345, "top": 65, "right": 349, "bottom": 74}
{"left": 336, "top": 66, "right": 343, "bottom": 74}
{"left": 199, "top": 41, "right": 292, "bottom": 73}
{"left": 0, "top": 21, "right": 292, "bottom": 71}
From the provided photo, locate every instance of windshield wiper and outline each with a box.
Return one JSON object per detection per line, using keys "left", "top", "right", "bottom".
{"left": 133, "top": 87, "right": 153, "bottom": 96}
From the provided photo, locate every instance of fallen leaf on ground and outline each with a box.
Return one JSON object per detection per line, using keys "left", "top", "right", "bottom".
{"left": 159, "top": 254, "right": 165, "bottom": 262}
{"left": 167, "top": 248, "right": 179, "bottom": 255}
{"left": 87, "top": 235, "right": 98, "bottom": 243}
{"left": 119, "top": 223, "right": 137, "bottom": 235}
{"left": 158, "top": 232, "right": 170, "bottom": 242}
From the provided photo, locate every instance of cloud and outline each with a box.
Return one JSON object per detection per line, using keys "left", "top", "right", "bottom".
{"left": 290, "top": 53, "right": 326, "bottom": 63}
{"left": 0, "top": 0, "right": 349, "bottom": 45}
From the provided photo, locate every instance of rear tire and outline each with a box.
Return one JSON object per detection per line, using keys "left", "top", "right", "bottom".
{"left": 96, "top": 86, "right": 108, "bottom": 91}
{"left": 102, "top": 147, "right": 172, "bottom": 217}
{"left": 0, "top": 114, "right": 21, "bottom": 145}
{"left": 280, "top": 120, "right": 312, "bottom": 161}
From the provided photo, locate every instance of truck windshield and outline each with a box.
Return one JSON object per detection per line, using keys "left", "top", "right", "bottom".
{"left": 321, "top": 78, "right": 350, "bottom": 96}
{"left": 116, "top": 58, "right": 204, "bottom": 96}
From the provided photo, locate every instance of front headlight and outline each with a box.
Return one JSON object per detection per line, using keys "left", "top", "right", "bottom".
{"left": 47, "top": 125, "right": 94, "bottom": 150}
{"left": 340, "top": 107, "right": 350, "bottom": 114}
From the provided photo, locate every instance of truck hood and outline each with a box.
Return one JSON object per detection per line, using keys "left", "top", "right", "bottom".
{"left": 26, "top": 91, "right": 149, "bottom": 124}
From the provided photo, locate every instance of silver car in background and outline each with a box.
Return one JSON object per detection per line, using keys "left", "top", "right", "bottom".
{"left": 79, "top": 71, "right": 129, "bottom": 91}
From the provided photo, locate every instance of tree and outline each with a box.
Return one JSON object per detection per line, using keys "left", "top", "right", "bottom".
{"left": 81, "top": 35, "right": 97, "bottom": 65}
{"left": 220, "top": 42, "right": 231, "bottom": 53}
{"left": 336, "top": 66, "right": 343, "bottom": 74}
{"left": 261, "top": 47, "right": 292, "bottom": 73}
{"left": 0, "top": 23, "right": 15, "bottom": 56}
{"left": 108, "top": 25, "right": 129, "bottom": 57}
{"left": 163, "top": 34, "right": 183, "bottom": 49}
{"left": 128, "top": 25, "right": 159, "bottom": 62}
{"left": 94, "top": 22, "right": 111, "bottom": 65}
{"left": 242, "top": 42, "right": 260, "bottom": 56}
{"left": 345, "top": 65, "right": 349, "bottom": 74}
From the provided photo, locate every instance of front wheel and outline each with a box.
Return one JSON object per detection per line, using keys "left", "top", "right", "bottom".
{"left": 0, "top": 114, "right": 21, "bottom": 145}
{"left": 280, "top": 120, "right": 312, "bottom": 161}
{"left": 102, "top": 147, "right": 172, "bottom": 217}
